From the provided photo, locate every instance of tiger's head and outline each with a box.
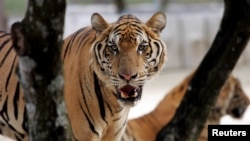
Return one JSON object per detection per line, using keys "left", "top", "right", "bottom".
{"left": 209, "top": 76, "right": 250, "bottom": 123}
{"left": 90, "top": 12, "right": 167, "bottom": 106}
{"left": 225, "top": 77, "right": 250, "bottom": 118}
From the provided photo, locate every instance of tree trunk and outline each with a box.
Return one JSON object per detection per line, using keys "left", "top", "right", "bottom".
{"left": 0, "top": 0, "right": 7, "bottom": 30}
{"left": 156, "top": 0, "right": 250, "bottom": 141}
{"left": 159, "top": 0, "right": 169, "bottom": 12}
{"left": 10, "top": 0, "right": 72, "bottom": 141}
{"left": 113, "top": 0, "right": 126, "bottom": 14}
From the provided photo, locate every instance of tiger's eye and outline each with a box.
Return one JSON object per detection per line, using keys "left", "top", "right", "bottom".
{"left": 111, "top": 45, "right": 118, "bottom": 51}
{"left": 109, "top": 45, "right": 119, "bottom": 54}
{"left": 138, "top": 45, "right": 146, "bottom": 52}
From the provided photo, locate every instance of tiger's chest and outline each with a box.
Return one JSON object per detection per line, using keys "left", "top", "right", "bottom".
{"left": 63, "top": 68, "right": 130, "bottom": 141}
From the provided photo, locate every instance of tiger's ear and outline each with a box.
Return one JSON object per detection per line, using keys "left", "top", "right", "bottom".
{"left": 146, "top": 12, "right": 166, "bottom": 35}
{"left": 91, "top": 13, "right": 109, "bottom": 34}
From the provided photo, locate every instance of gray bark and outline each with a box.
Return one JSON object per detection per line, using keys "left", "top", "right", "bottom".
{"left": 10, "top": 0, "right": 72, "bottom": 140}
{"left": 156, "top": 0, "right": 250, "bottom": 141}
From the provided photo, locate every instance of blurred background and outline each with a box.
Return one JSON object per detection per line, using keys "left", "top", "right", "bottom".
{"left": 1, "top": 0, "right": 250, "bottom": 129}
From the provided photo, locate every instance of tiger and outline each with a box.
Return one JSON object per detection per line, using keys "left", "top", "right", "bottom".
{"left": 0, "top": 12, "right": 167, "bottom": 141}
{"left": 0, "top": 31, "right": 28, "bottom": 141}
{"left": 122, "top": 73, "right": 250, "bottom": 141}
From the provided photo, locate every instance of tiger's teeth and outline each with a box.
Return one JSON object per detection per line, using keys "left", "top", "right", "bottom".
{"left": 121, "top": 91, "right": 138, "bottom": 98}
{"left": 121, "top": 92, "right": 129, "bottom": 98}
{"left": 131, "top": 91, "right": 138, "bottom": 97}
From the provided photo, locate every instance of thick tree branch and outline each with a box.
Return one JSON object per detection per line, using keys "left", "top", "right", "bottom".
{"left": 156, "top": 0, "right": 250, "bottom": 141}
{"left": 11, "top": 0, "right": 72, "bottom": 140}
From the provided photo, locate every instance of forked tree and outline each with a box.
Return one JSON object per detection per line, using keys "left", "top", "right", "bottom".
{"left": 156, "top": 0, "right": 250, "bottom": 141}
{"left": 10, "top": 0, "right": 250, "bottom": 141}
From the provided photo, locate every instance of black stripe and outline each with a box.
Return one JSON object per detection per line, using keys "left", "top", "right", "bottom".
{"left": 0, "top": 32, "right": 10, "bottom": 38}
{"left": 63, "top": 28, "right": 85, "bottom": 60}
{"left": 149, "top": 58, "right": 157, "bottom": 66}
{"left": 112, "top": 92, "right": 117, "bottom": 98}
{"left": 158, "top": 40, "right": 166, "bottom": 63}
{"left": 22, "top": 101, "right": 29, "bottom": 134}
{"left": 84, "top": 83, "right": 92, "bottom": 98}
{"left": 79, "top": 100, "right": 99, "bottom": 136}
{"left": 104, "top": 100, "right": 114, "bottom": 116}
{"left": 0, "top": 96, "right": 9, "bottom": 122}
{"left": 132, "top": 135, "right": 136, "bottom": 141}
{"left": 113, "top": 21, "right": 142, "bottom": 35}
{"left": 114, "top": 120, "right": 126, "bottom": 137}
{"left": 130, "top": 23, "right": 142, "bottom": 30}
{"left": 15, "top": 135, "right": 22, "bottom": 141}
{"left": 147, "top": 38, "right": 153, "bottom": 59}
{"left": 0, "top": 38, "right": 11, "bottom": 51}
{"left": 114, "top": 127, "right": 123, "bottom": 137}
{"left": 78, "top": 76, "right": 95, "bottom": 123}
{"left": 97, "top": 42, "right": 102, "bottom": 52}
{"left": 125, "top": 125, "right": 136, "bottom": 141}
{"left": 75, "top": 27, "right": 91, "bottom": 53}
{"left": 113, "top": 23, "right": 127, "bottom": 33}
{"left": 154, "top": 41, "right": 160, "bottom": 57}
{"left": 114, "top": 106, "right": 123, "bottom": 113}
{"left": 1, "top": 93, "right": 27, "bottom": 140}
{"left": 135, "top": 28, "right": 143, "bottom": 35}
{"left": 0, "top": 122, "right": 26, "bottom": 140}
{"left": 0, "top": 45, "right": 14, "bottom": 67}
{"left": 93, "top": 42, "right": 102, "bottom": 66}
{"left": 113, "top": 116, "right": 122, "bottom": 122}
{"left": 5, "top": 55, "right": 17, "bottom": 91}
{"left": 63, "top": 35, "right": 77, "bottom": 60}
{"left": 93, "top": 72, "right": 107, "bottom": 124}
{"left": 13, "top": 82, "right": 20, "bottom": 119}
{"left": 76, "top": 28, "right": 93, "bottom": 53}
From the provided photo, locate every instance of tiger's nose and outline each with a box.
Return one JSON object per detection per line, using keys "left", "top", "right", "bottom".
{"left": 118, "top": 73, "right": 138, "bottom": 81}
{"left": 231, "top": 107, "right": 245, "bottom": 118}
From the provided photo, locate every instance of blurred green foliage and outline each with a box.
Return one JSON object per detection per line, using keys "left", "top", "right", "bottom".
{"left": 3, "top": 0, "right": 221, "bottom": 16}
{"left": 3, "top": 0, "right": 27, "bottom": 16}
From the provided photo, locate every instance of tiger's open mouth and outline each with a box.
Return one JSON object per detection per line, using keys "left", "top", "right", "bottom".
{"left": 117, "top": 85, "right": 142, "bottom": 105}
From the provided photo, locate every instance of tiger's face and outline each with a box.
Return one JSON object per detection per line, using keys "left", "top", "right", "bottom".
{"left": 210, "top": 76, "right": 250, "bottom": 122}
{"left": 90, "top": 12, "right": 167, "bottom": 106}
{"left": 226, "top": 78, "right": 250, "bottom": 118}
